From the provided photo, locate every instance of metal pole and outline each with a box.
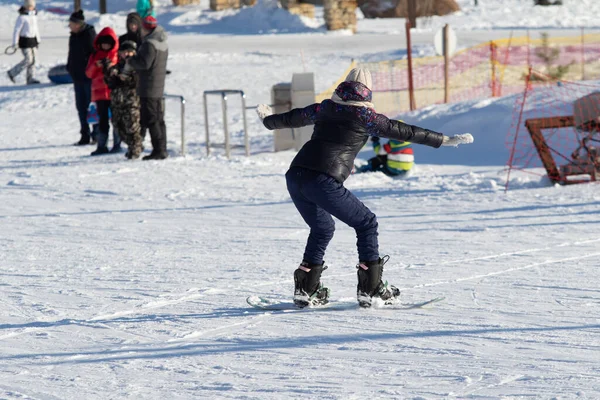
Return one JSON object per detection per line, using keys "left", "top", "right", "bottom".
{"left": 443, "top": 24, "right": 450, "bottom": 104}
{"left": 204, "top": 90, "right": 251, "bottom": 158}
{"left": 581, "top": 27, "right": 585, "bottom": 80}
{"left": 204, "top": 92, "right": 210, "bottom": 156}
{"left": 526, "top": 29, "right": 531, "bottom": 70}
{"left": 99, "top": 0, "right": 107, "bottom": 14}
{"left": 180, "top": 97, "right": 186, "bottom": 156}
{"left": 490, "top": 41, "right": 497, "bottom": 97}
{"left": 241, "top": 92, "right": 250, "bottom": 157}
{"left": 74, "top": 0, "right": 81, "bottom": 11}
{"left": 222, "top": 94, "right": 230, "bottom": 159}
{"left": 406, "top": 21, "right": 416, "bottom": 111}
{"left": 163, "top": 94, "right": 186, "bottom": 157}
{"left": 505, "top": 67, "right": 533, "bottom": 192}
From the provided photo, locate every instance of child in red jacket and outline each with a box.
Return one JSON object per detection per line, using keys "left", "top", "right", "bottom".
{"left": 86, "top": 27, "right": 118, "bottom": 156}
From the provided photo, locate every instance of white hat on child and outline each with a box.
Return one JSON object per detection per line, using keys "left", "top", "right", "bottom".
{"left": 344, "top": 68, "right": 373, "bottom": 91}
{"left": 330, "top": 67, "right": 375, "bottom": 109}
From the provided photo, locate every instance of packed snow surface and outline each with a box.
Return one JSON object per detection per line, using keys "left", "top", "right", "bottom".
{"left": 1, "top": 0, "right": 599, "bottom": 398}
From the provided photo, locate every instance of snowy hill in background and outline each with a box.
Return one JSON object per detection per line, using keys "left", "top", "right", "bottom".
{"left": 3, "top": 0, "right": 600, "bottom": 38}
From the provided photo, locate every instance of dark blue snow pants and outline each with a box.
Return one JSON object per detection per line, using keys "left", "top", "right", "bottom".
{"left": 74, "top": 80, "right": 92, "bottom": 136}
{"left": 285, "top": 167, "right": 379, "bottom": 265}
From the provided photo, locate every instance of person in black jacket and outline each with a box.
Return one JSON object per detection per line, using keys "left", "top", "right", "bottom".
{"left": 257, "top": 67, "right": 473, "bottom": 308}
{"left": 66, "top": 10, "right": 97, "bottom": 145}
{"left": 119, "top": 12, "right": 143, "bottom": 49}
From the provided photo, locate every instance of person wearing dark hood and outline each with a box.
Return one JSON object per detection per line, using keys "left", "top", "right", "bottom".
{"left": 256, "top": 68, "right": 474, "bottom": 309}
{"left": 119, "top": 12, "right": 143, "bottom": 49}
{"left": 86, "top": 27, "right": 119, "bottom": 156}
{"left": 67, "top": 10, "right": 97, "bottom": 146}
{"left": 7, "top": 0, "right": 40, "bottom": 85}
{"left": 125, "top": 16, "right": 169, "bottom": 160}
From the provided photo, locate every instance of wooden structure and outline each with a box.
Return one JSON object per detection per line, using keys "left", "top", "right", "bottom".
{"left": 525, "top": 116, "right": 599, "bottom": 183}
{"left": 281, "top": 0, "right": 316, "bottom": 18}
{"left": 324, "top": 0, "right": 357, "bottom": 33}
{"left": 358, "top": 0, "right": 459, "bottom": 19}
{"left": 210, "top": 0, "right": 242, "bottom": 11}
{"left": 173, "top": 0, "right": 202, "bottom": 4}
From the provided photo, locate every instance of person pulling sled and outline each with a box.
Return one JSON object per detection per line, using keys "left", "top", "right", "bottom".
{"left": 256, "top": 68, "right": 473, "bottom": 308}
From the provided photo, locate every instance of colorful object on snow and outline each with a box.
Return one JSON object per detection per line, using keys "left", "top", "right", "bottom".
{"left": 87, "top": 102, "right": 111, "bottom": 124}
{"left": 87, "top": 102, "right": 99, "bottom": 124}
{"left": 47, "top": 64, "right": 73, "bottom": 84}
{"left": 373, "top": 138, "right": 414, "bottom": 174}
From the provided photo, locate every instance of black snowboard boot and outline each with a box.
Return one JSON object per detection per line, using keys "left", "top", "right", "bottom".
{"left": 356, "top": 255, "right": 400, "bottom": 308}
{"left": 293, "top": 261, "right": 330, "bottom": 308}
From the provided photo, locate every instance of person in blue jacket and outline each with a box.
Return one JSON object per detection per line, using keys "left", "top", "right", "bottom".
{"left": 256, "top": 68, "right": 473, "bottom": 308}
{"left": 136, "top": 0, "right": 155, "bottom": 18}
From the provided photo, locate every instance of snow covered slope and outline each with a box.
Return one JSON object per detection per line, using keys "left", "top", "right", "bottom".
{"left": 3, "top": 0, "right": 600, "bottom": 38}
{"left": 1, "top": 0, "right": 600, "bottom": 398}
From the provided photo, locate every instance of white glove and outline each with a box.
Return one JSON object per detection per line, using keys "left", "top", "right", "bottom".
{"left": 442, "top": 133, "right": 474, "bottom": 147}
{"left": 256, "top": 104, "right": 273, "bottom": 121}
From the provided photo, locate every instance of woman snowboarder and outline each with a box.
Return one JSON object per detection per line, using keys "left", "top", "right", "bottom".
{"left": 256, "top": 67, "right": 473, "bottom": 308}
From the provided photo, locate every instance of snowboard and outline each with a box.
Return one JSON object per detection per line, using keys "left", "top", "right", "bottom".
{"left": 246, "top": 295, "right": 445, "bottom": 311}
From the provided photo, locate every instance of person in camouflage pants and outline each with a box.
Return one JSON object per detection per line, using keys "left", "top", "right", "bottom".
{"left": 102, "top": 40, "right": 142, "bottom": 159}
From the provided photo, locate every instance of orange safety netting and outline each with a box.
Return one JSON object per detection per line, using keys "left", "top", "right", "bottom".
{"left": 317, "top": 32, "right": 600, "bottom": 117}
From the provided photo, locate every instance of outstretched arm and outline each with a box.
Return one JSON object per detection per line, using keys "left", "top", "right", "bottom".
{"left": 368, "top": 113, "right": 445, "bottom": 148}
{"left": 368, "top": 113, "right": 474, "bottom": 148}
{"left": 258, "top": 103, "right": 321, "bottom": 130}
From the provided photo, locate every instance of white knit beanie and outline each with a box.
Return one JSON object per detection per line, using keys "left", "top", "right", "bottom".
{"left": 330, "top": 67, "right": 375, "bottom": 109}
{"left": 24, "top": 0, "right": 36, "bottom": 7}
{"left": 344, "top": 67, "right": 373, "bottom": 90}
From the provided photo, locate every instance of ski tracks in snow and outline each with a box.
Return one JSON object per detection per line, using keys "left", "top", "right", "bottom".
{"left": 399, "top": 237, "right": 600, "bottom": 291}
{"left": 0, "top": 287, "right": 262, "bottom": 344}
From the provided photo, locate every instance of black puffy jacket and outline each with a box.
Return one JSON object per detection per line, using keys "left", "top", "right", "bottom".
{"left": 67, "top": 24, "right": 96, "bottom": 83}
{"left": 263, "top": 97, "right": 444, "bottom": 183}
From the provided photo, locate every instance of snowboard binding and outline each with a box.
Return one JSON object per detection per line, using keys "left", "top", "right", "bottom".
{"left": 293, "top": 261, "right": 330, "bottom": 308}
{"left": 356, "top": 255, "right": 400, "bottom": 308}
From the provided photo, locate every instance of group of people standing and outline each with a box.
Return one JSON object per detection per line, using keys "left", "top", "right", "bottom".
{"left": 67, "top": 7, "right": 168, "bottom": 160}
{"left": 7, "top": 0, "right": 167, "bottom": 160}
